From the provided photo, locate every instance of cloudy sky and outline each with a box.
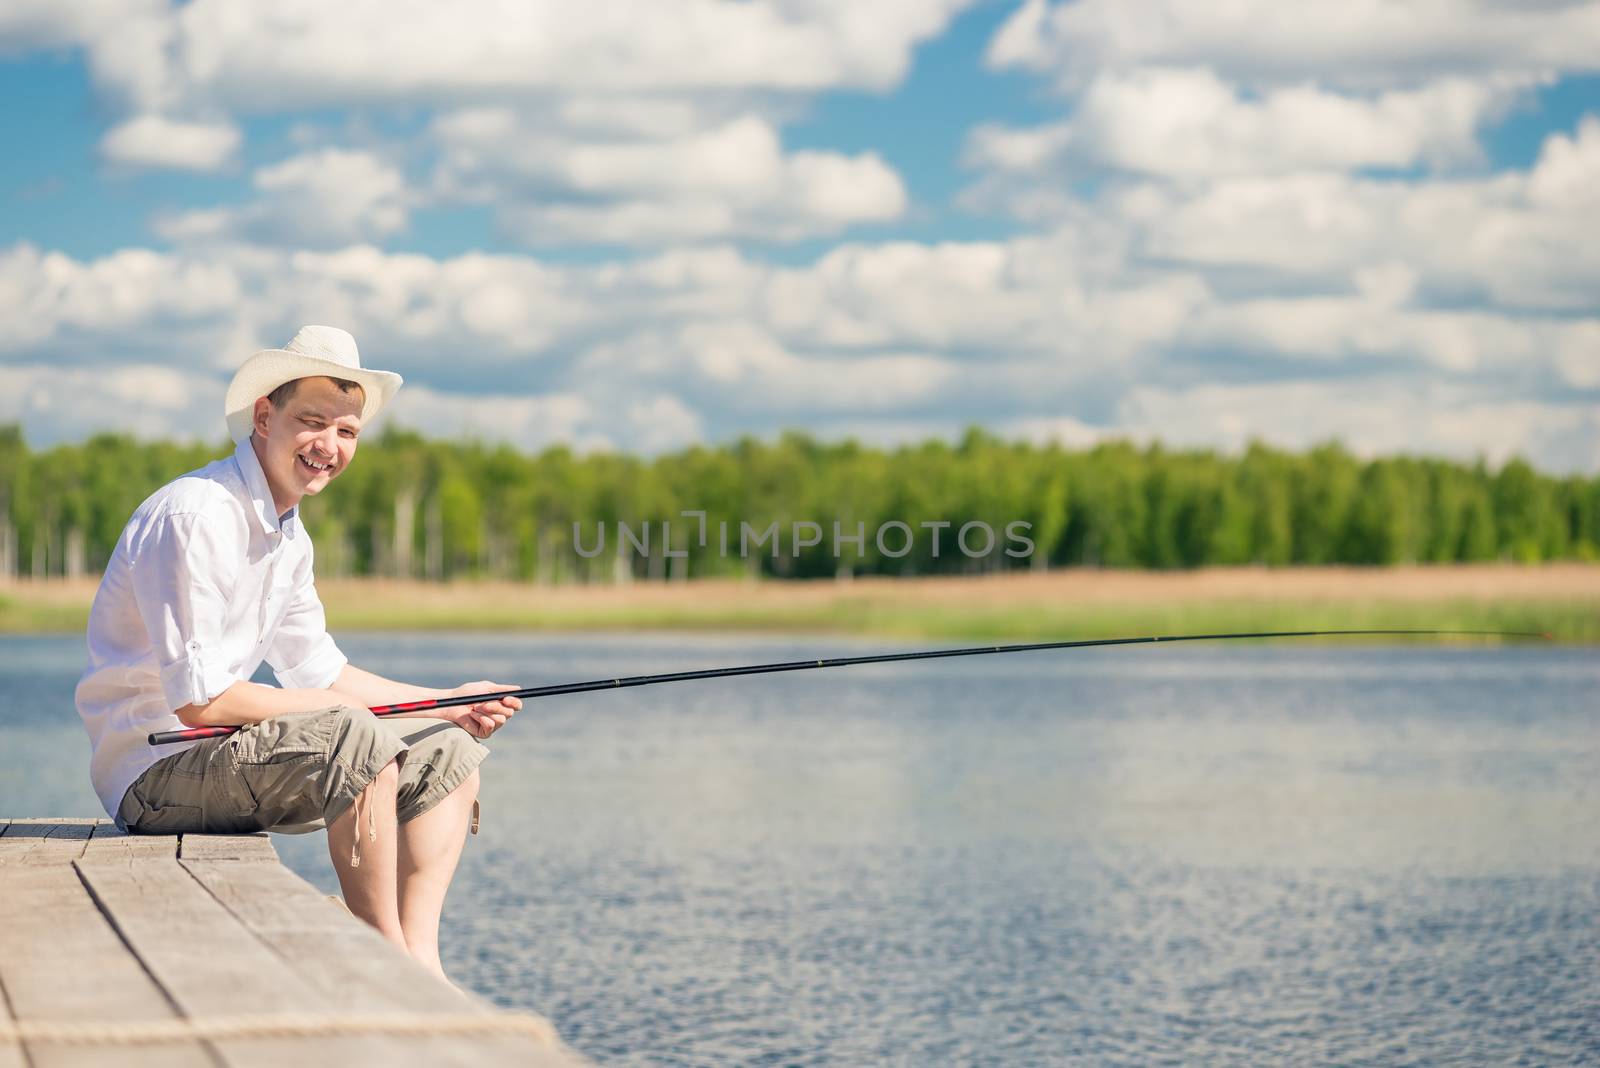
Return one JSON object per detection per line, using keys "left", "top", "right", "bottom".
{"left": 1, "top": 0, "right": 1597, "bottom": 470}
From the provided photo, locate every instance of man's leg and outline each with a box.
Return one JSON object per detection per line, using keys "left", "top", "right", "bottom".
{"left": 396, "top": 769, "right": 480, "bottom": 979}
{"left": 327, "top": 757, "right": 406, "bottom": 950}
{"left": 143, "top": 707, "right": 415, "bottom": 948}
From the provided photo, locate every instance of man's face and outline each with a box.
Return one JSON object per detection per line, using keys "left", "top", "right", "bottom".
{"left": 251, "top": 376, "right": 364, "bottom": 508}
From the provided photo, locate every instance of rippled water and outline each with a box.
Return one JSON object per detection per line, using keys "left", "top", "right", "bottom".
{"left": 3, "top": 632, "right": 1597, "bottom": 1065}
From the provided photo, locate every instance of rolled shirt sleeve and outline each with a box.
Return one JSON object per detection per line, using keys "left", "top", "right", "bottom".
{"left": 129, "top": 510, "right": 244, "bottom": 712}
{"left": 265, "top": 576, "right": 348, "bottom": 690}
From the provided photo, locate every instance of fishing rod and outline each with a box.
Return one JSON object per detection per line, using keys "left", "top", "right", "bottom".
{"left": 148, "top": 627, "right": 1548, "bottom": 747}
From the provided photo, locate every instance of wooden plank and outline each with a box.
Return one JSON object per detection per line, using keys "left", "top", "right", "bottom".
{"left": 179, "top": 833, "right": 278, "bottom": 863}
{"left": 0, "top": 1005, "right": 25, "bottom": 1068}
{"left": 5, "top": 821, "right": 578, "bottom": 1066}
{"left": 182, "top": 859, "right": 570, "bottom": 1066}
{"left": 75, "top": 855, "right": 442, "bottom": 1068}
{"left": 182, "top": 860, "right": 475, "bottom": 1014}
{"left": 0, "top": 929, "right": 26, "bottom": 1068}
{"left": 0, "top": 856, "right": 212, "bottom": 1068}
{"left": 79, "top": 829, "right": 179, "bottom": 861}
{"left": 0, "top": 821, "right": 96, "bottom": 867}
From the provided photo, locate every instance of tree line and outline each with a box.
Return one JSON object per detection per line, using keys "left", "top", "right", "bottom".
{"left": 0, "top": 424, "right": 1594, "bottom": 582}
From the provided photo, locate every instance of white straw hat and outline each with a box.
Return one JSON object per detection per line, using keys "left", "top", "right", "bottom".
{"left": 224, "top": 325, "right": 403, "bottom": 443}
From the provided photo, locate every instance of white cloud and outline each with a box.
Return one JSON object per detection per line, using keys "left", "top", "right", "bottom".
{"left": 434, "top": 111, "right": 906, "bottom": 245}
{"left": 0, "top": 1, "right": 180, "bottom": 112}
{"left": 761, "top": 236, "right": 1207, "bottom": 361}
{"left": 1188, "top": 294, "right": 1599, "bottom": 380}
{"left": 1554, "top": 322, "right": 1600, "bottom": 390}
{"left": 968, "top": 119, "right": 1600, "bottom": 314}
{"left": 1118, "top": 380, "right": 1600, "bottom": 473}
{"left": 0, "top": 362, "right": 223, "bottom": 443}
{"left": 988, "top": 0, "right": 1600, "bottom": 91}
{"left": 100, "top": 114, "right": 240, "bottom": 171}
{"left": 0, "top": 244, "right": 239, "bottom": 351}
{"left": 170, "top": 0, "right": 971, "bottom": 105}
{"left": 624, "top": 395, "right": 704, "bottom": 454}
{"left": 156, "top": 149, "right": 409, "bottom": 247}
{"left": 384, "top": 384, "right": 601, "bottom": 451}
{"left": 961, "top": 9, "right": 1590, "bottom": 344}
{"left": 579, "top": 320, "right": 958, "bottom": 413}
{"left": 2, "top": 0, "right": 971, "bottom": 118}
{"left": 4, "top": 0, "right": 1593, "bottom": 475}
{"left": 963, "top": 122, "right": 1074, "bottom": 174}
{"left": 553, "top": 96, "right": 715, "bottom": 139}
{"left": 3, "top": 2, "right": 935, "bottom": 250}
{"left": 0, "top": 2, "right": 134, "bottom": 51}
{"left": 2, "top": 2, "right": 944, "bottom": 251}
{"left": 967, "top": 1, "right": 1600, "bottom": 353}
{"left": 270, "top": 245, "right": 595, "bottom": 358}
{"left": 1004, "top": 415, "right": 1106, "bottom": 450}
{"left": 967, "top": 69, "right": 1512, "bottom": 179}
{"left": 1, "top": 225, "right": 1594, "bottom": 468}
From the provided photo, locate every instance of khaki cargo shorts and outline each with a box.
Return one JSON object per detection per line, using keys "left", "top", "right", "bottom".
{"left": 117, "top": 706, "right": 487, "bottom": 836}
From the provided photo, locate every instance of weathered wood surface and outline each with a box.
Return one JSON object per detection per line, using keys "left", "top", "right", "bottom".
{"left": 178, "top": 830, "right": 277, "bottom": 862}
{"left": 0, "top": 822, "right": 28, "bottom": 1068}
{"left": 0, "top": 819, "right": 583, "bottom": 1068}
{"left": 180, "top": 858, "right": 548, "bottom": 1066}
{"left": 0, "top": 819, "right": 97, "bottom": 867}
{"left": 0, "top": 821, "right": 207, "bottom": 1068}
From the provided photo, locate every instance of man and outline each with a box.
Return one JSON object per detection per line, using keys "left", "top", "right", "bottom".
{"left": 75, "top": 325, "right": 520, "bottom": 981}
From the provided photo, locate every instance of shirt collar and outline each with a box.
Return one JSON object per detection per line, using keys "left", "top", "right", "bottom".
{"left": 233, "top": 437, "right": 299, "bottom": 539}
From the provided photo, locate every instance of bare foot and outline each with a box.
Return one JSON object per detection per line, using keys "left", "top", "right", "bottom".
{"left": 409, "top": 948, "right": 468, "bottom": 994}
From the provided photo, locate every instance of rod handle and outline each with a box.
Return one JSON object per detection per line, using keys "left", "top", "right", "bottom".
{"left": 147, "top": 724, "right": 240, "bottom": 745}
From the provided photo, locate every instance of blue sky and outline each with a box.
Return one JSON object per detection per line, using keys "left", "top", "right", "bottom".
{"left": 1, "top": 1, "right": 1597, "bottom": 470}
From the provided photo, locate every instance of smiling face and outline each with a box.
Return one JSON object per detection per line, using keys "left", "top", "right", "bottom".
{"left": 250, "top": 375, "right": 365, "bottom": 516}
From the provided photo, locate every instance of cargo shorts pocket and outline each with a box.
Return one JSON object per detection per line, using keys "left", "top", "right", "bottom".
{"left": 224, "top": 707, "right": 405, "bottom": 831}
{"left": 218, "top": 737, "right": 262, "bottom": 811}
{"left": 121, "top": 736, "right": 255, "bottom": 834}
{"left": 224, "top": 726, "right": 334, "bottom": 830}
{"left": 172, "top": 741, "right": 258, "bottom": 834}
{"left": 122, "top": 795, "right": 205, "bottom": 836}
{"left": 390, "top": 719, "right": 488, "bottom": 824}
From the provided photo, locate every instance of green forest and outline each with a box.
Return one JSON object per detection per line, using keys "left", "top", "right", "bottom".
{"left": 0, "top": 424, "right": 1594, "bottom": 582}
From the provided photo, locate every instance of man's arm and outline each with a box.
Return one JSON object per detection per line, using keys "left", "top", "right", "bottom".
{"left": 175, "top": 667, "right": 520, "bottom": 739}
{"left": 174, "top": 680, "right": 365, "bottom": 728}
{"left": 327, "top": 664, "right": 450, "bottom": 706}
{"left": 130, "top": 507, "right": 251, "bottom": 723}
{"left": 174, "top": 667, "right": 446, "bottom": 728}
{"left": 330, "top": 665, "right": 521, "bottom": 739}
{"left": 261, "top": 569, "right": 518, "bottom": 738}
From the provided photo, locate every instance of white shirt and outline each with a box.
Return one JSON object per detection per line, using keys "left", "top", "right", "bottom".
{"left": 75, "top": 437, "right": 348, "bottom": 822}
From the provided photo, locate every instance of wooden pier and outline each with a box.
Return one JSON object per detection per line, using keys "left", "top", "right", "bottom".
{"left": 0, "top": 818, "right": 585, "bottom": 1067}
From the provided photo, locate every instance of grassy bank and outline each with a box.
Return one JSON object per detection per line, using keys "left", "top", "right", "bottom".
{"left": 3, "top": 565, "right": 1596, "bottom": 643}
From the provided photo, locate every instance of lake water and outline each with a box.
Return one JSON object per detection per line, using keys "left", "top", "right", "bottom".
{"left": 2, "top": 632, "right": 1597, "bottom": 1066}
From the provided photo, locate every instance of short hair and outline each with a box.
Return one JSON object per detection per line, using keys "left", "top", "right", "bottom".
{"left": 266, "top": 376, "right": 366, "bottom": 408}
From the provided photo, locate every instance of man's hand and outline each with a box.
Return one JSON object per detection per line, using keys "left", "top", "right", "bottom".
{"left": 447, "top": 680, "right": 521, "bottom": 739}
